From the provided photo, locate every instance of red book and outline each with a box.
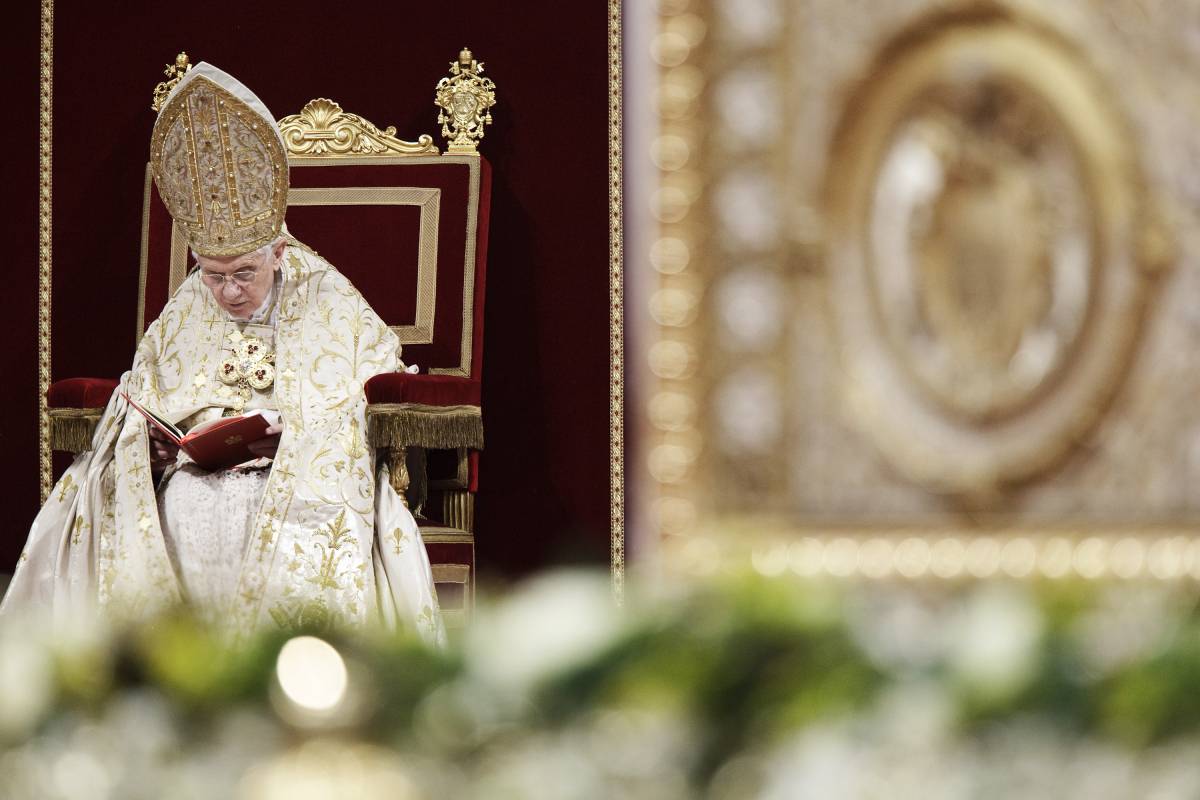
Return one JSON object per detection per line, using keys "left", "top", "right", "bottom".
{"left": 123, "top": 393, "right": 275, "bottom": 471}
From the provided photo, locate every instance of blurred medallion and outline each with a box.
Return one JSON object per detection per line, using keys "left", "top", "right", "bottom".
{"left": 823, "top": 5, "right": 1165, "bottom": 497}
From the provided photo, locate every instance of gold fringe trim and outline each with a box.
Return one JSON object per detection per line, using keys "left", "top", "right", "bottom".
{"left": 48, "top": 408, "right": 103, "bottom": 453}
{"left": 367, "top": 403, "right": 483, "bottom": 449}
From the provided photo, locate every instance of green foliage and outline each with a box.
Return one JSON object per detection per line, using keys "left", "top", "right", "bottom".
{"left": 9, "top": 572, "right": 1200, "bottom": 787}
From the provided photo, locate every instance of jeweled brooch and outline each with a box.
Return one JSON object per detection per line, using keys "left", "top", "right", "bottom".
{"left": 217, "top": 330, "right": 275, "bottom": 410}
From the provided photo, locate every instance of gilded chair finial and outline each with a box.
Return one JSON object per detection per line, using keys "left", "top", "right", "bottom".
{"left": 435, "top": 47, "right": 497, "bottom": 155}
{"left": 151, "top": 52, "right": 192, "bottom": 112}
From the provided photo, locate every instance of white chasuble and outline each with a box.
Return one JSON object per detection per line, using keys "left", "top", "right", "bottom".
{"left": 1, "top": 241, "right": 444, "bottom": 644}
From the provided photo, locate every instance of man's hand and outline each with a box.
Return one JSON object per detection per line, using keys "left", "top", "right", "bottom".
{"left": 247, "top": 423, "right": 283, "bottom": 459}
{"left": 148, "top": 425, "right": 180, "bottom": 472}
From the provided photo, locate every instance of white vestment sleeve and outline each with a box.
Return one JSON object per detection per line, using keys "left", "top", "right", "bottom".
{"left": 0, "top": 373, "right": 134, "bottom": 626}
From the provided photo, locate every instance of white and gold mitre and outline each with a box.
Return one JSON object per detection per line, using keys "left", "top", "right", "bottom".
{"left": 149, "top": 62, "right": 288, "bottom": 257}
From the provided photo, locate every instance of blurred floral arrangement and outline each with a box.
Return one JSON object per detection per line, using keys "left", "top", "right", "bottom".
{"left": 3, "top": 572, "right": 1200, "bottom": 799}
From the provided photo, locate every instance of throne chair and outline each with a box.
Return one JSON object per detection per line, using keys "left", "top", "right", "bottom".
{"left": 46, "top": 50, "right": 495, "bottom": 626}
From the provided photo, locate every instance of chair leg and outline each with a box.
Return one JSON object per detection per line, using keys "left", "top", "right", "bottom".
{"left": 442, "top": 489, "right": 475, "bottom": 533}
{"left": 387, "top": 446, "right": 410, "bottom": 509}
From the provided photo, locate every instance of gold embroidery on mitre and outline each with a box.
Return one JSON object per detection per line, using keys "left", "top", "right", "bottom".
{"left": 217, "top": 330, "right": 275, "bottom": 411}
{"left": 150, "top": 70, "right": 289, "bottom": 257}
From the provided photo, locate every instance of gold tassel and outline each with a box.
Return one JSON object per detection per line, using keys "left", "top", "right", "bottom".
{"left": 48, "top": 410, "right": 103, "bottom": 452}
{"left": 367, "top": 403, "right": 484, "bottom": 450}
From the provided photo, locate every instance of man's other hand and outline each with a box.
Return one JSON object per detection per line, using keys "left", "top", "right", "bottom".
{"left": 148, "top": 425, "right": 180, "bottom": 472}
{"left": 248, "top": 423, "right": 283, "bottom": 459}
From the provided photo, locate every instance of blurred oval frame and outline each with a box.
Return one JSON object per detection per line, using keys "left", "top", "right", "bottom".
{"left": 823, "top": 2, "right": 1161, "bottom": 499}
{"left": 649, "top": 1, "right": 1194, "bottom": 584}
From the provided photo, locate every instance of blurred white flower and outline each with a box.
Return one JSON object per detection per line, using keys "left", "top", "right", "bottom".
{"left": 846, "top": 587, "right": 951, "bottom": 672}
{"left": 579, "top": 707, "right": 693, "bottom": 790}
{"left": 870, "top": 679, "right": 954, "bottom": 749}
{"left": 0, "top": 621, "right": 55, "bottom": 740}
{"left": 1070, "top": 585, "right": 1180, "bottom": 677}
{"left": 464, "top": 570, "right": 623, "bottom": 692}
{"left": 472, "top": 733, "right": 604, "bottom": 800}
{"left": 240, "top": 740, "right": 417, "bottom": 800}
{"left": 52, "top": 749, "right": 112, "bottom": 800}
{"left": 756, "top": 721, "right": 866, "bottom": 800}
{"left": 946, "top": 585, "right": 1043, "bottom": 700}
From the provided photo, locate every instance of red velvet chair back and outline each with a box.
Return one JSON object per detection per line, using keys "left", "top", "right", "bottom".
{"left": 138, "top": 151, "right": 491, "bottom": 381}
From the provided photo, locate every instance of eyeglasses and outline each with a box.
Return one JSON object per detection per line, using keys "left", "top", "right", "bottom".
{"left": 199, "top": 263, "right": 262, "bottom": 289}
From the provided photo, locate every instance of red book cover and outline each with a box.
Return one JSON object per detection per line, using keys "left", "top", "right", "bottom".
{"left": 179, "top": 414, "right": 272, "bottom": 471}
{"left": 123, "top": 394, "right": 274, "bottom": 471}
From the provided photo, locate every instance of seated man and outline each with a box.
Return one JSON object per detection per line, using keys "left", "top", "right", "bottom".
{"left": 1, "top": 63, "right": 443, "bottom": 643}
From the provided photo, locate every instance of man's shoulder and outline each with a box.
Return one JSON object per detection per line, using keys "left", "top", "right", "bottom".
{"left": 285, "top": 237, "right": 324, "bottom": 264}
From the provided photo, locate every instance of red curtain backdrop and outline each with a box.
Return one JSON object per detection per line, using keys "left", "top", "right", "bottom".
{"left": 0, "top": 3, "right": 614, "bottom": 579}
{"left": 0, "top": 4, "right": 41, "bottom": 570}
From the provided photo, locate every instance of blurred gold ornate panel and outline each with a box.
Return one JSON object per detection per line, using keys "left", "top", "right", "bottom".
{"left": 648, "top": 0, "right": 1200, "bottom": 567}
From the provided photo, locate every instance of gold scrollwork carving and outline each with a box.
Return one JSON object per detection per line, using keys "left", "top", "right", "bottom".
{"left": 277, "top": 98, "right": 438, "bottom": 157}
{"left": 435, "top": 48, "right": 496, "bottom": 155}
{"left": 151, "top": 52, "right": 192, "bottom": 113}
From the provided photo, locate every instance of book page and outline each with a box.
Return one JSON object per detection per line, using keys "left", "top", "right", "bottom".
{"left": 123, "top": 393, "right": 184, "bottom": 442}
{"left": 188, "top": 409, "right": 281, "bottom": 436}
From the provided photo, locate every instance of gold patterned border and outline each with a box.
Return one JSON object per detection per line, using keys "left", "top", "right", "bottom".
{"left": 610, "top": 0, "right": 626, "bottom": 601}
{"left": 37, "top": 0, "right": 53, "bottom": 501}
{"left": 647, "top": 2, "right": 704, "bottom": 555}
{"left": 672, "top": 519, "right": 1200, "bottom": 582}
{"left": 135, "top": 165, "right": 153, "bottom": 336}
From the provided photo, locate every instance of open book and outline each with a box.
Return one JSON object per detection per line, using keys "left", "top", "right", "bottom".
{"left": 123, "top": 393, "right": 279, "bottom": 471}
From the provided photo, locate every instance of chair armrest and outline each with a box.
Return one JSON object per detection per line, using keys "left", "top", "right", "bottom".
{"left": 365, "top": 373, "right": 483, "bottom": 450}
{"left": 47, "top": 377, "right": 120, "bottom": 409}
{"left": 47, "top": 378, "right": 119, "bottom": 452}
{"left": 47, "top": 374, "right": 487, "bottom": 452}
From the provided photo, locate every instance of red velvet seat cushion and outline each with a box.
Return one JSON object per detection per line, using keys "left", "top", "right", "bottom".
{"left": 52, "top": 375, "right": 480, "bottom": 413}
{"left": 365, "top": 373, "right": 481, "bottom": 407}
{"left": 47, "top": 377, "right": 120, "bottom": 409}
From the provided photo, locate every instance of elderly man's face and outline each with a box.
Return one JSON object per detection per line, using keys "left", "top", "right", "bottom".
{"left": 196, "top": 240, "right": 285, "bottom": 319}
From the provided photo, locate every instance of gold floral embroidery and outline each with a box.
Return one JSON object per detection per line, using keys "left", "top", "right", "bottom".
{"left": 344, "top": 417, "right": 367, "bottom": 460}
{"left": 311, "top": 510, "right": 355, "bottom": 590}
{"left": 390, "top": 526, "right": 407, "bottom": 556}
{"left": 57, "top": 473, "right": 76, "bottom": 503}
{"left": 71, "top": 517, "right": 89, "bottom": 546}
{"left": 257, "top": 513, "right": 280, "bottom": 556}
